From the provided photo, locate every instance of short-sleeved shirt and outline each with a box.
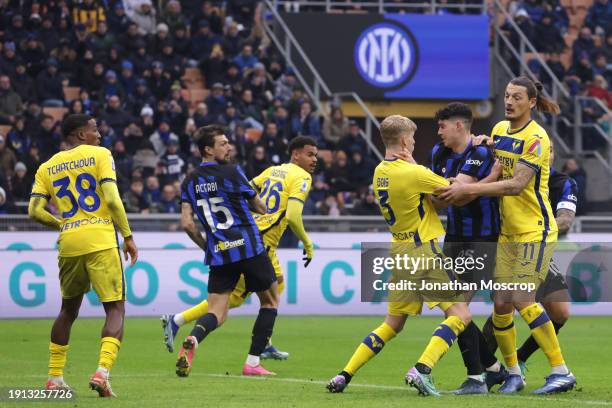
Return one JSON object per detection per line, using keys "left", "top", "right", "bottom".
{"left": 181, "top": 162, "right": 264, "bottom": 266}
{"left": 373, "top": 158, "right": 449, "bottom": 244}
{"left": 31, "top": 145, "right": 119, "bottom": 257}
{"left": 250, "top": 163, "right": 312, "bottom": 249}
{"left": 430, "top": 141, "right": 500, "bottom": 238}
{"left": 491, "top": 120, "right": 558, "bottom": 236}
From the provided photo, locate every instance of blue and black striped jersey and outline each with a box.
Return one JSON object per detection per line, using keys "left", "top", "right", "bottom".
{"left": 430, "top": 141, "right": 500, "bottom": 239}
{"left": 181, "top": 162, "right": 265, "bottom": 266}
{"left": 548, "top": 167, "right": 578, "bottom": 215}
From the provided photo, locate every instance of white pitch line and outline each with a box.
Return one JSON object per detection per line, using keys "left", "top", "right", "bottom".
{"left": 4, "top": 372, "right": 609, "bottom": 406}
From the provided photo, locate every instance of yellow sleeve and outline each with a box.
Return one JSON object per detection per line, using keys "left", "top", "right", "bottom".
{"left": 97, "top": 147, "right": 117, "bottom": 184}
{"left": 286, "top": 198, "right": 312, "bottom": 249}
{"left": 415, "top": 165, "right": 449, "bottom": 194}
{"left": 31, "top": 166, "right": 50, "bottom": 199}
{"left": 519, "top": 133, "right": 547, "bottom": 172}
{"left": 288, "top": 172, "right": 312, "bottom": 204}
{"left": 101, "top": 182, "right": 132, "bottom": 238}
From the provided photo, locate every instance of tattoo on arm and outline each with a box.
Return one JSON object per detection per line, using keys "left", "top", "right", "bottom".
{"left": 556, "top": 208, "right": 575, "bottom": 234}
{"left": 503, "top": 163, "right": 535, "bottom": 195}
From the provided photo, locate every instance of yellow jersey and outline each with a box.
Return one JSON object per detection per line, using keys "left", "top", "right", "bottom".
{"left": 31, "top": 144, "right": 120, "bottom": 257}
{"left": 251, "top": 163, "right": 312, "bottom": 248}
{"left": 373, "top": 159, "right": 449, "bottom": 243}
{"left": 491, "top": 120, "right": 557, "bottom": 235}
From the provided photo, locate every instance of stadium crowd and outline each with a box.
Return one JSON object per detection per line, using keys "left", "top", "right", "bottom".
{"left": 0, "top": 0, "right": 379, "bottom": 215}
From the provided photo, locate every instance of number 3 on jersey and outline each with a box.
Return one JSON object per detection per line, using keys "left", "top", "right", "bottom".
{"left": 52, "top": 173, "right": 101, "bottom": 218}
{"left": 197, "top": 197, "right": 235, "bottom": 232}
{"left": 378, "top": 190, "right": 396, "bottom": 225}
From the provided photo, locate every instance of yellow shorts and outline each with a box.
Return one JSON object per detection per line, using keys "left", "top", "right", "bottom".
{"left": 386, "top": 240, "right": 461, "bottom": 316}
{"left": 58, "top": 247, "right": 125, "bottom": 302}
{"left": 495, "top": 230, "right": 557, "bottom": 288}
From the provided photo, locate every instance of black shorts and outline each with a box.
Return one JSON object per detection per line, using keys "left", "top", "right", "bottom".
{"left": 443, "top": 235, "right": 498, "bottom": 284}
{"left": 208, "top": 251, "right": 277, "bottom": 294}
{"left": 536, "top": 259, "right": 569, "bottom": 301}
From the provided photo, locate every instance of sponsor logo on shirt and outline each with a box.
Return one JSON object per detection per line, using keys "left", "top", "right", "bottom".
{"left": 465, "top": 159, "right": 483, "bottom": 166}
{"left": 214, "top": 238, "right": 245, "bottom": 252}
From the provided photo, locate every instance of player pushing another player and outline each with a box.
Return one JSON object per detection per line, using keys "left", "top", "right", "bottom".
{"left": 436, "top": 76, "right": 576, "bottom": 394}
{"left": 174, "top": 125, "right": 281, "bottom": 377}
{"left": 327, "top": 115, "right": 471, "bottom": 397}
{"left": 29, "top": 114, "right": 138, "bottom": 397}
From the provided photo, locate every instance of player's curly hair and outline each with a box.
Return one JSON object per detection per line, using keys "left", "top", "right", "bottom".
{"left": 61, "top": 114, "right": 93, "bottom": 139}
{"left": 434, "top": 102, "right": 473, "bottom": 130}
{"left": 510, "top": 76, "right": 560, "bottom": 114}
{"left": 379, "top": 115, "right": 417, "bottom": 147}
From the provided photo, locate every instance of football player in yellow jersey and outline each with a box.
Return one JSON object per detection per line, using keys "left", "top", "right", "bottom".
{"left": 160, "top": 136, "right": 317, "bottom": 361}
{"left": 436, "top": 76, "right": 576, "bottom": 394}
{"left": 327, "top": 115, "right": 471, "bottom": 397}
{"left": 28, "top": 114, "right": 138, "bottom": 397}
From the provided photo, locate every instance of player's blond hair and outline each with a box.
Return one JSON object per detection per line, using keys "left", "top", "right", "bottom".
{"left": 380, "top": 115, "right": 417, "bottom": 147}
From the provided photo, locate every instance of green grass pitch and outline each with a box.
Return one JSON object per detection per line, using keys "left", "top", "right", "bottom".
{"left": 1, "top": 316, "right": 611, "bottom": 408}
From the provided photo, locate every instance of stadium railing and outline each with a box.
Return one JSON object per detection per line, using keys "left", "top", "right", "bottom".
{"left": 269, "top": 0, "right": 486, "bottom": 14}
{"left": 1, "top": 214, "right": 611, "bottom": 232}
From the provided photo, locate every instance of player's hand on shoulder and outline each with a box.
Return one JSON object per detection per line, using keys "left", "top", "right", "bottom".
{"left": 471, "top": 134, "right": 493, "bottom": 146}
{"left": 123, "top": 235, "right": 138, "bottom": 267}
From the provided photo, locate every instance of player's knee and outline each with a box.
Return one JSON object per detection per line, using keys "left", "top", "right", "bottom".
{"left": 546, "top": 303, "right": 570, "bottom": 324}
{"left": 61, "top": 307, "right": 79, "bottom": 322}
{"left": 229, "top": 294, "right": 247, "bottom": 309}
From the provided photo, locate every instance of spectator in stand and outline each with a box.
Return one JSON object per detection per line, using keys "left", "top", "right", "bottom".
{"left": 33, "top": 115, "right": 60, "bottom": 161}
{"left": 172, "top": 24, "right": 191, "bottom": 59}
{"left": 123, "top": 177, "right": 150, "bottom": 213}
{"left": 317, "top": 194, "right": 346, "bottom": 216}
{"left": 112, "top": 139, "right": 133, "bottom": 190}
{"left": 7, "top": 117, "right": 29, "bottom": 157}
{"left": 98, "top": 118, "right": 117, "bottom": 148}
{"left": 563, "top": 158, "right": 587, "bottom": 214}
{"left": 90, "top": 21, "right": 115, "bottom": 59}
{"left": 39, "top": 16, "right": 61, "bottom": 56}
{"left": 193, "top": 103, "right": 216, "bottom": 128}
{"left": 290, "top": 101, "right": 321, "bottom": 142}
{"left": 0, "top": 42, "right": 19, "bottom": 78}
{"left": 592, "top": 53, "right": 612, "bottom": 85}
{"left": 573, "top": 27, "right": 596, "bottom": 65}
{"left": 522, "top": 0, "right": 545, "bottom": 22}
{"left": 274, "top": 70, "right": 297, "bottom": 103}
{"left": 192, "top": 1, "right": 224, "bottom": 35}
{"left": 144, "top": 175, "right": 161, "bottom": 206}
{"left": 504, "top": 9, "right": 535, "bottom": 48}
{"left": 158, "top": 135, "right": 185, "bottom": 185}
{"left": 23, "top": 142, "right": 41, "bottom": 181}
{"left": 10, "top": 161, "right": 31, "bottom": 201}
{"left": 22, "top": 35, "right": 46, "bottom": 78}
{"left": 129, "top": 79, "right": 155, "bottom": 117}
{"left": 0, "top": 134, "right": 17, "bottom": 178}
{"left": 323, "top": 106, "right": 349, "bottom": 150}
{"left": 155, "top": 184, "right": 180, "bottom": 213}
{"left": 239, "top": 88, "right": 264, "bottom": 126}
{"left": 150, "top": 119, "right": 179, "bottom": 157}
{"left": 100, "top": 95, "right": 133, "bottom": 134}
{"left": 12, "top": 60, "right": 36, "bottom": 103}
{"left": 128, "top": 0, "right": 157, "bottom": 36}
{"left": 584, "top": 0, "right": 611, "bottom": 35}
{"left": 260, "top": 121, "right": 288, "bottom": 164}
{"left": 245, "top": 145, "right": 270, "bottom": 179}
{"left": 233, "top": 44, "right": 258, "bottom": 73}
{"left": 222, "top": 22, "right": 243, "bottom": 58}
{"left": 200, "top": 43, "right": 228, "bottom": 86}
{"left": 99, "top": 70, "right": 125, "bottom": 103}
{"left": 107, "top": 2, "right": 131, "bottom": 35}
{"left": 161, "top": 0, "right": 187, "bottom": 33}
{"left": 36, "top": 58, "right": 64, "bottom": 107}
{"left": 148, "top": 61, "right": 172, "bottom": 100}
{"left": 568, "top": 52, "right": 595, "bottom": 86}
{"left": 325, "top": 149, "right": 352, "bottom": 193}
{"left": 348, "top": 150, "right": 374, "bottom": 192}
{"left": 121, "top": 23, "right": 145, "bottom": 55}
{"left": 338, "top": 120, "right": 367, "bottom": 156}
{"left": 588, "top": 75, "right": 612, "bottom": 107}
{"left": 205, "top": 82, "right": 227, "bottom": 117}
{"left": 7, "top": 15, "right": 28, "bottom": 45}
{"left": 190, "top": 19, "right": 219, "bottom": 63}
{"left": 151, "top": 23, "right": 171, "bottom": 57}
{"left": 534, "top": 12, "right": 566, "bottom": 53}
{"left": 72, "top": 0, "right": 106, "bottom": 33}
{"left": 0, "top": 75, "right": 23, "bottom": 125}
{"left": 352, "top": 188, "right": 380, "bottom": 216}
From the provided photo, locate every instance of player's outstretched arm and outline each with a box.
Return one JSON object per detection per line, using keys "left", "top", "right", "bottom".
{"left": 556, "top": 209, "right": 575, "bottom": 235}
{"left": 180, "top": 202, "right": 206, "bottom": 250}
{"left": 101, "top": 182, "right": 138, "bottom": 266}
{"left": 28, "top": 196, "right": 61, "bottom": 231}
{"left": 286, "top": 198, "right": 313, "bottom": 267}
{"left": 434, "top": 162, "right": 535, "bottom": 204}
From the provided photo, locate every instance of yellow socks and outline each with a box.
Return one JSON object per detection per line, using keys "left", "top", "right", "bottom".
{"left": 343, "top": 322, "right": 397, "bottom": 375}
{"left": 98, "top": 337, "right": 121, "bottom": 372}
{"left": 417, "top": 316, "right": 465, "bottom": 369}
{"left": 519, "top": 304, "right": 565, "bottom": 367}
{"left": 48, "top": 342, "right": 69, "bottom": 378}
{"left": 493, "top": 311, "right": 518, "bottom": 368}
{"left": 181, "top": 301, "right": 210, "bottom": 324}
